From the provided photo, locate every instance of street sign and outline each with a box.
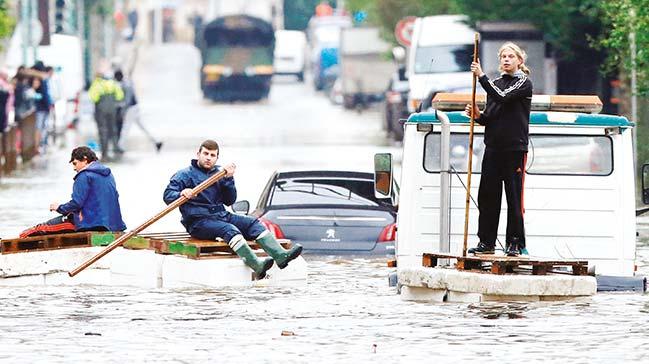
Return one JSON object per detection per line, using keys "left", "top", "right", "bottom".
{"left": 394, "top": 16, "right": 416, "bottom": 47}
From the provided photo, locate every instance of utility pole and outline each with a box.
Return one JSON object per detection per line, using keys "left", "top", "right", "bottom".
{"left": 30, "top": 0, "right": 37, "bottom": 62}
{"left": 21, "top": 0, "right": 28, "bottom": 65}
{"left": 630, "top": 8, "right": 638, "bottom": 172}
{"left": 153, "top": 1, "right": 163, "bottom": 44}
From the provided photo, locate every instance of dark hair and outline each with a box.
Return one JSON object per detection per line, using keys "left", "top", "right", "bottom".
{"left": 199, "top": 139, "right": 219, "bottom": 153}
{"left": 45, "top": 66, "right": 53, "bottom": 72}
{"left": 114, "top": 69, "right": 124, "bottom": 81}
{"left": 69, "top": 146, "right": 98, "bottom": 163}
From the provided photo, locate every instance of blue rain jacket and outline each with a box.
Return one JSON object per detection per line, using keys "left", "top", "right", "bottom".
{"left": 57, "top": 161, "right": 127, "bottom": 231}
{"left": 163, "top": 160, "right": 237, "bottom": 228}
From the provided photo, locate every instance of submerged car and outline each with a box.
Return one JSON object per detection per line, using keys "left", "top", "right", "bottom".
{"left": 233, "top": 170, "right": 398, "bottom": 255}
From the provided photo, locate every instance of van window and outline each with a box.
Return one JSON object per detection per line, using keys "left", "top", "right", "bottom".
{"left": 414, "top": 45, "right": 473, "bottom": 74}
{"left": 526, "top": 135, "right": 613, "bottom": 175}
{"left": 424, "top": 133, "right": 613, "bottom": 176}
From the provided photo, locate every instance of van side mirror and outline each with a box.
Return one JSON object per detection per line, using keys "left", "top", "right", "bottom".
{"left": 643, "top": 164, "right": 649, "bottom": 204}
{"left": 232, "top": 200, "right": 250, "bottom": 215}
{"left": 374, "top": 153, "right": 393, "bottom": 198}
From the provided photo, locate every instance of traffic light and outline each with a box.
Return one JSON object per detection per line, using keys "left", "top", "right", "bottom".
{"left": 55, "top": 0, "right": 65, "bottom": 33}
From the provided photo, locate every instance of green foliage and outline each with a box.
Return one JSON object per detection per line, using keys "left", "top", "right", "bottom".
{"left": 85, "top": 0, "right": 113, "bottom": 17}
{"left": 0, "top": 0, "right": 15, "bottom": 41}
{"left": 455, "top": 0, "right": 604, "bottom": 61}
{"left": 345, "top": 0, "right": 459, "bottom": 44}
{"left": 595, "top": 0, "right": 649, "bottom": 96}
{"left": 284, "top": 0, "right": 322, "bottom": 30}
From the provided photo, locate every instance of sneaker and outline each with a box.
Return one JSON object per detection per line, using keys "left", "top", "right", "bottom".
{"left": 468, "top": 242, "right": 495, "bottom": 254}
{"left": 505, "top": 243, "right": 519, "bottom": 257}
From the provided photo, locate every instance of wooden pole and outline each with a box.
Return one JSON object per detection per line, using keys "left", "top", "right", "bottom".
{"left": 462, "top": 32, "right": 480, "bottom": 257}
{"left": 68, "top": 169, "right": 228, "bottom": 277}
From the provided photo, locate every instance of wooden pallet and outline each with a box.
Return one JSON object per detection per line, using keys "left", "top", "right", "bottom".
{"left": 150, "top": 237, "right": 293, "bottom": 259}
{"left": 0, "top": 231, "right": 134, "bottom": 254}
{"left": 422, "top": 253, "right": 589, "bottom": 276}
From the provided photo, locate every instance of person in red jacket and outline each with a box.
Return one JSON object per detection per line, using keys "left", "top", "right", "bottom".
{"left": 464, "top": 42, "right": 533, "bottom": 256}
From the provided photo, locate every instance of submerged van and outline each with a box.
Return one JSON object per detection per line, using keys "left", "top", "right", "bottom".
{"left": 376, "top": 93, "right": 646, "bottom": 291}
{"left": 406, "top": 15, "right": 476, "bottom": 113}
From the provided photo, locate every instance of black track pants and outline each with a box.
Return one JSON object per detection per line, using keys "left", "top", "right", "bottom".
{"left": 477, "top": 149, "right": 527, "bottom": 248}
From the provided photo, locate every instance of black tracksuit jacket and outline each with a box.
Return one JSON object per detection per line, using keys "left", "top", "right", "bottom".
{"left": 476, "top": 71, "right": 533, "bottom": 151}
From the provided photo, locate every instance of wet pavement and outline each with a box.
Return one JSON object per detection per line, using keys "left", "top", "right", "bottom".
{"left": 0, "top": 43, "right": 648, "bottom": 362}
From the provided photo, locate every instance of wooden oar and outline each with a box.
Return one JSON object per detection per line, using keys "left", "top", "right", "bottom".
{"left": 68, "top": 168, "right": 228, "bottom": 277}
{"left": 462, "top": 32, "right": 480, "bottom": 257}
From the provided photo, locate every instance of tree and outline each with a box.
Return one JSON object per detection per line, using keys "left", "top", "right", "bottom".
{"left": 595, "top": 0, "right": 649, "bottom": 96}
{"left": 0, "top": 0, "right": 15, "bottom": 42}
{"left": 344, "top": 0, "right": 459, "bottom": 44}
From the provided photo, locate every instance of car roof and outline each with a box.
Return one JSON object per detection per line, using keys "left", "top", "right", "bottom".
{"left": 276, "top": 170, "right": 373, "bottom": 180}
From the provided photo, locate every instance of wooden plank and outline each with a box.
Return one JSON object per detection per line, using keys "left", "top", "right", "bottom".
{"left": 532, "top": 264, "right": 548, "bottom": 275}
{"left": 1, "top": 232, "right": 92, "bottom": 254}
{"left": 0, "top": 231, "right": 150, "bottom": 254}
{"left": 387, "top": 259, "right": 397, "bottom": 268}
{"left": 152, "top": 237, "right": 292, "bottom": 258}
{"left": 422, "top": 254, "right": 437, "bottom": 267}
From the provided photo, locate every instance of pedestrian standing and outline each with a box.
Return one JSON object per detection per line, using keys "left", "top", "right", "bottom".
{"left": 88, "top": 70, "right": 124, "bottom": 160}
{"left": 113, "top": 69, "right": 136, "bottom": 149}
{"left": 464, "top": 42, "right": 533, "bottom": 256}
{"left": 33, "top": 62, "right": 53, "bottom": 152}
{"left": 0, "top": 68, "right": 13, "bottom": 133}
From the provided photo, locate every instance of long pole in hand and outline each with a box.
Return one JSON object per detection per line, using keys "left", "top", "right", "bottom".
{"left": 68, "top": 169, "right": 228, "bottom": 277}
{"left": 462, "top": 32, "right": 480, "bottom": 257}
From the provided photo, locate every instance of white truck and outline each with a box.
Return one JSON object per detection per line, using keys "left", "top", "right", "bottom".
{"left": 338, "top": 27, "right": 393, "bottom": 110}
{"left": 406, "top": 15, "right": 476, "bottom": 113}
{"left": 375, "top": 93, "right": 647, "bottom": 291}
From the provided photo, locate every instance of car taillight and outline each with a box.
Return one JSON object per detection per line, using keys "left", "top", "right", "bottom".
{"left": 377, "top": 223, "right": 397, "bottom": 242}
{"left": 258, "top": 217, "right": 285, "bottom": 239}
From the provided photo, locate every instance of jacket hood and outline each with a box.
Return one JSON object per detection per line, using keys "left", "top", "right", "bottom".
{"left": 75, "top": 161, "right": 111, "bottom": 179}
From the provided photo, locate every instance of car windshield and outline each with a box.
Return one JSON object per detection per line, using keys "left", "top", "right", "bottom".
{"left": 414, "top": 44, "right": 473, "bottom": 74}
{"left": 270, "top": 178, "right": 385, "bottom": 206}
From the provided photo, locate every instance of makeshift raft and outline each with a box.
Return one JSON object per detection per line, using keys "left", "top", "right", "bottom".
{"left": 397, "top": 252, "right": 597, "bottom": 303}
{"left": 0, "top": 232, "right": 307, "bottom": 288}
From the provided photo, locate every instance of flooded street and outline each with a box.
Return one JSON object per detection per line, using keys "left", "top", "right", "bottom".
{"left": 1, "top": 44, "right": 648, "bottom": 362}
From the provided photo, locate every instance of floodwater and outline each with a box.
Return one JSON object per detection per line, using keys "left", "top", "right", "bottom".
{"left": 1, "top": 43, "right": 648, "bottom": 362}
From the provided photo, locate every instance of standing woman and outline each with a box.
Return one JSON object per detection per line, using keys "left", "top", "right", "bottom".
{"left": 464, "top": 42, "right": 533, "bottom": 256}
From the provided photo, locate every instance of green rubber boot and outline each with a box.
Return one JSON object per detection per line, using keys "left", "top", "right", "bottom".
{"left": 256, "top": 233, "right": 303, "bottom": 269}
{"left": 230, "top": 235, "right": 274, "bottom": 279}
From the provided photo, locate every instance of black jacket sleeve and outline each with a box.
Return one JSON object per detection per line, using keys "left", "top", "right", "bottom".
{"left": 478, "top": 74, "right": 532, "bottom": 104}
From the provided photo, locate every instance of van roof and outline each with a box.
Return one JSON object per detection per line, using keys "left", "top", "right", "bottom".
{"left": 418, "top": 15, "right": 474, "bottom": 46}
{"left": 408, "top": 111, "right": 634, "bottom": 128}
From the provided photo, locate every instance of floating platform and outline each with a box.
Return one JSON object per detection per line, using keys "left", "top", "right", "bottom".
{"left": 397, "top": 253, "right": 597, "bottom": 302}
{"left": 0, "top": 232, "right": 307, "bottom": 288}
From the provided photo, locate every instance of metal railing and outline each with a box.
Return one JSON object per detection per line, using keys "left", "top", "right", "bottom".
{"left": 0, "top": 111, "right": 39, "bottom": 177}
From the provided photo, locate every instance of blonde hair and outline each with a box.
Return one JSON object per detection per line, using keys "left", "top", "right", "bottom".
{"left": 498, "top": 42, "right": 530, "bottom": 75}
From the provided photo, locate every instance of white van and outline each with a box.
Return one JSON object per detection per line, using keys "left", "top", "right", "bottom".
{"left": 406, "top": 15, "right": 476, "bottom": 112}
{"left": 273, "top": 30, "right": 307, "bottom": 81}
{"left": 375, "top": 93, "right": 647, "bottom": 291}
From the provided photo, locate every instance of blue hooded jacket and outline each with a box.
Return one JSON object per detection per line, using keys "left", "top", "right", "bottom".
{"left": 163, "top": 160, "right": 236, "bottom": 228}
{"left": 57, "top": 161, "right": 127, "bottom": 231}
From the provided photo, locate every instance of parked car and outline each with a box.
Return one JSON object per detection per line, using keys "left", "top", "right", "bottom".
{"left": 273, "top": 30, "right": 307, "bottom": 81}
{"left": 383, "top": 65, "right": 409, "bottom": 141}
{"left": 233, "top": 170, "right": 398, "bottom": 255}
